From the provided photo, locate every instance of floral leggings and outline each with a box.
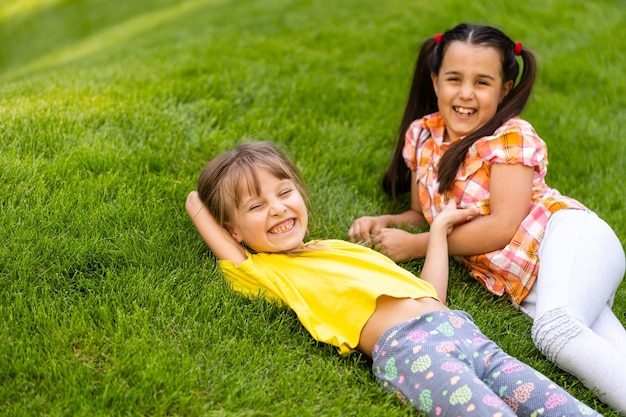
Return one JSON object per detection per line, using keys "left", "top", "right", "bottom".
{"left": 371, "top": 310, "right": 600, "bottom": 417}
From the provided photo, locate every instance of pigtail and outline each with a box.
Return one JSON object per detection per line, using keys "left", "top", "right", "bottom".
{"left": 382, "top": 37, "right": 439, "bottom": 200}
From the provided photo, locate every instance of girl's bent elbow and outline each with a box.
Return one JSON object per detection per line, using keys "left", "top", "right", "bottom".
{"left": 186, "top": 191, "right": 202, "bottom": 216}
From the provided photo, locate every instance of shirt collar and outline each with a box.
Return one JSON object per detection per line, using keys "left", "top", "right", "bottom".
{"left": 423, "top": 112, "right": 464, "bottom": 145}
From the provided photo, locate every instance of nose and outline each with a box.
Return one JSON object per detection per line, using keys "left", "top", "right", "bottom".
{"left": 269, "top": 199, "right": 287, "bottom": 216}
{"left": 459, "top": 82, "right": 474, "bottom": 99}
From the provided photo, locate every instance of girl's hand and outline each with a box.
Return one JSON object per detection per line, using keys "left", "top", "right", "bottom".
{"left": 432, "top": 200, "right": 481, "bottom": 235}
{"left": 370, "top": 228, "right": 423, "bottom": 262}
{"left": 347, "top": 215, "right": 389, "bottom": 244}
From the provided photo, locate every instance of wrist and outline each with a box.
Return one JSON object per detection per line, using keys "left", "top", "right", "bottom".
{"left": 429, "top": 221, "right": 447, "bottom": 234}
{"left": 380, "top": 214, "right": 397, "bottom": 227}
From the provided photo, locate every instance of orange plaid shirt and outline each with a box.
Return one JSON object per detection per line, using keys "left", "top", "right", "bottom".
{"left": 403, "top": 113, "right": 587, "bottom": 306}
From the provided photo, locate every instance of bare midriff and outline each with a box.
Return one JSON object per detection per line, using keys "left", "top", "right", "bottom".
{"left": 357, "top": 295, "right": 449, "bottom": 356}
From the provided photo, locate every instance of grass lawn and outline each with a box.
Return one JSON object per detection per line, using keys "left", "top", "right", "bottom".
{"left": 1, "top": 0, "right": 624, "bottom": 415}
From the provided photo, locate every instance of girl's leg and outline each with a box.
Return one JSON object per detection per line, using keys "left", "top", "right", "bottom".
{"left": 371, "top": 311, "right": 599, "bottom": 416}
{"left": 591, "top": 306, "right": 626, "bottom": 352}
{"left": 522, "top": 210, "right": 626, "bottom": 413}
{"left": 478, "top": 343, "right": 601, "bottom": 416}
{"left": 372, "top": 312, "right": 516, "bottom": 417}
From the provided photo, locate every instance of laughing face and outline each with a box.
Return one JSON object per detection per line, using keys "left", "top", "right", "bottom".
{"left": 431, "top": 41, "right": 513, "bottom": 142}
{"left": 228, "top": 167, "right": 308, "bottom": 253}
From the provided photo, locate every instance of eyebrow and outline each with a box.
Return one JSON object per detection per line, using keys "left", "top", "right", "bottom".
{"left": 442, "top": 70, "right": 497, "bottom": 81}
{"left": 237, "top": 178, "right": 294, "bottom": 208}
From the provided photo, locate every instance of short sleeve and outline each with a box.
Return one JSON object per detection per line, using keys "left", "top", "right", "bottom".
{"left": 475, "top": 119, "right": 547, "bottom": 169}
{"left": 402, "top": 119, "right": 425, "bottom": 170}
{"left": 218, "top": 257, "right": 285, "bottom": 304}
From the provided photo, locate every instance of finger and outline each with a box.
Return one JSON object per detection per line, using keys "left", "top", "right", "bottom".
{"left": 461, "top": 206, "right": 481, "bottom": 219}
{"left": 361, "top": 228, "right": 371, "bottom": 243}
{"left": 348, "top": 223, "right": 363, "bottom": 241}
{"left": 453, "top": 207, "right": 481, "bottom": 224}
{"left": 347, "top": 224, "right": 357, "bottom": 240}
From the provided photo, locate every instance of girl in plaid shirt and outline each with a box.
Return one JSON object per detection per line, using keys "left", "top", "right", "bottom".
{"left": 348, "top": 23, "right": 626, "bottom": 414}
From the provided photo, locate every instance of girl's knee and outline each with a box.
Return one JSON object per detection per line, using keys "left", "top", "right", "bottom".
{"left": 531, "top": 306, "right": 583, "bottom": 361}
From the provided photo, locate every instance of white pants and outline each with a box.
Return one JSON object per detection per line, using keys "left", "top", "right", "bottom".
{"left": 520, "top": 209, "right": 626, "bottom": 414}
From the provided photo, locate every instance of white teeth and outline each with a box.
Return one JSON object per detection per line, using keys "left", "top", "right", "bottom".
{"left": 270, "top": 219, "right": 294, "bottom": 234}
{"left": 455, "top": 107, "right": 474, "bottom": 115}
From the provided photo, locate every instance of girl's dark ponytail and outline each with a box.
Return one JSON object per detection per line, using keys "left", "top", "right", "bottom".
{"left": 382, "top": 37, "right": 439, "bottom": 200}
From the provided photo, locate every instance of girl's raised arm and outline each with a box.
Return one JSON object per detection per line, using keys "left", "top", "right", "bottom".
{"left": 185, "top": 191, "right": 247, "bottom": 265}
{"left": 420, "top": 201, "right": 480, "bottom": 303}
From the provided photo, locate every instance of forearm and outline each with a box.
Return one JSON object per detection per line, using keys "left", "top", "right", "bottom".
{"left": 419, "top": 201, "right": 483, "bottom": 303}
{"left": 185, "top": 191, "right": 246, "bottom": 263}
{"left": 387, "top": 209, "right": 426, "bottom": 229}
{"left": 445, "top": 163, "right": 533, "bottom": 256}
{"left": 404, "top": 231, "right": 431, "bottom": 259}
{"left": 446, "top": 214, "right": 519, "bottom": 256}
{"left": 419, "top": 224, "right": 449, "bottom": 302}
{"left": 390, "top": 209, "right": 513, "bottom": 260}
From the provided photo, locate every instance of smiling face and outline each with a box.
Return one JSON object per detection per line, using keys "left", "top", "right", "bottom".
{"left": 431, "top": 41, "right": 513, "bottom": 142}
{"left": 228, "top": 167, "right": 308, "bottom": 253}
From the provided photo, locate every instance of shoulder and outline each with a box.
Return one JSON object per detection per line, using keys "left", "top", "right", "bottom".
{"left": 218, "top": 250, "right": 296, "bottom": 281}
{"left": 407, "top": 113, "right": 443, "bottom": 140}
{"left": 403, "top": 113, "right": 443, "bottom": 168}
{"left": 495, "top": 117, "right": 540, "bottom": 138}
{"left": 475, "top": 118, "right": 547, "bottom": 165}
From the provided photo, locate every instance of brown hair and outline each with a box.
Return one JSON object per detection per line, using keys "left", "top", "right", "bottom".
{"left": 197, "top": 141, "right": 310, "bottom": 229}
{"left": 383, "top": 23, "right": 537, "bottom": 198}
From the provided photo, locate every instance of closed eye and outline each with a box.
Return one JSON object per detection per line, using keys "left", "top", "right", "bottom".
{"left": 248, "top": 202, "right": 264, "bottom": 211}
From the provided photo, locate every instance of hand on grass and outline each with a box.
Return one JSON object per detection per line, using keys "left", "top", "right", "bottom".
{"left": 369, "top": 227, "right": 422, "bottom": 262}
{"left": 347, "top": 215, "right": 389, "bottom": 244}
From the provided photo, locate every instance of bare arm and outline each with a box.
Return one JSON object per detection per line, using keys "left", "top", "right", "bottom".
{"left": 419, "top": 201, "right": 480, "bottom": 303}
{"left": 185, "top": 191, "right": 247, "bottom": 264}
{"left": 362, "top": 171, "right": 430, "bottom": 261}
{"left": 386, "top": 163, "right": 533, "bottom": 261}
{"left": 347, "top": 171, "right": 426, "bottom": 243}
{"left": 353, "top": 163, "right": 533, "bottom": 262}
{"left": 446, "top": 163, "right": 534, "bottom": 256}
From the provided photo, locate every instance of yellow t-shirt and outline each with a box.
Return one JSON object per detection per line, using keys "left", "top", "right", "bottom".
{"left": 219, "top": 239, "right": 439, "bottom": 355}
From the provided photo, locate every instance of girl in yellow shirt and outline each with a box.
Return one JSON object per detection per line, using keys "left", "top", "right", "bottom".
{"left": 186, "top": 140, "right": 598, "bottom": 416}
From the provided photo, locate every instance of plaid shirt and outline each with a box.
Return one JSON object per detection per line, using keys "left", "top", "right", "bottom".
{"left": 403, "top": 113, "right": 587, "bottom": 305}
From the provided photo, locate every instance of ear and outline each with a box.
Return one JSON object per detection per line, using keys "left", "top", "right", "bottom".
{"left": 430, "top": 72, "right": 439, "bottom": 96}
{"left": 501, "top": 80, "right": 514, "bottom": 100}
{"left": 225, "top": 222, "right": 244, "bottom": 243}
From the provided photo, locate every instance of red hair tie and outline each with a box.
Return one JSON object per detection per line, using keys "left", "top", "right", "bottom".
{"left": 434, "top": 33, "right": 442, "bottom": 45}
{"left": 514, "top": 42, "right": 523, "bottom": 56}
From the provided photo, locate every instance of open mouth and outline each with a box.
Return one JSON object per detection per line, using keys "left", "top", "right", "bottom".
{"left": 454, "top": 106, "right": 475, "bottom": 116}
{"left": 269, "top": 218, "right": 295, "bottom": 234}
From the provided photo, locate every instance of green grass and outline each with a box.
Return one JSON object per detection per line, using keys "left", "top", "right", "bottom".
{"left": 0, "top": 0, "right": 624, "bottom": 415}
